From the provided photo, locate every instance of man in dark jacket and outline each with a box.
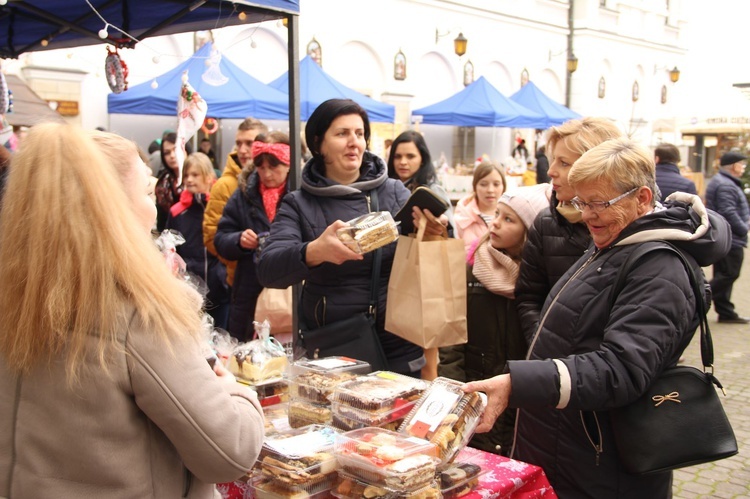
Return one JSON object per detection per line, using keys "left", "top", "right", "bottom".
{"left": 705, "top": 151, "right": 750, "bottom": 323}
{"left": 654, "top": 143, "right": 696, "bottom": 200}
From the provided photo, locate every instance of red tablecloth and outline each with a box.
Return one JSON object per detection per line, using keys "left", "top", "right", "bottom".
{"left": 454, "top": 447, "right": 557, "bottom": 499}
{"left": 219, "top": 447, "right": 556, "bottom": 499}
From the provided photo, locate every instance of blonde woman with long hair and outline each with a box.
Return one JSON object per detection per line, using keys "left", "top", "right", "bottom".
{"left": 0, "top": 124, "right": 264, "bottom": 499}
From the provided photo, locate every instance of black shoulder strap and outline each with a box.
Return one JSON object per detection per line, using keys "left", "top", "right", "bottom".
{"left": 369, "top": 189, "right": 382, "bottom": 317}
{"left": 609, "top": 241, "right": 714, "bottom": 370}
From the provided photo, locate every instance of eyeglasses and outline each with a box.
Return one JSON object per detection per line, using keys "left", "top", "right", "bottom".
{"left": 570, "top": 187, "right": 639, "bottom": 213}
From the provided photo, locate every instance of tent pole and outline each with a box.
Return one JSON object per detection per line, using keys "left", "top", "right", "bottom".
{"left": 287, "top": 13, "right": 302, "bottom": 358}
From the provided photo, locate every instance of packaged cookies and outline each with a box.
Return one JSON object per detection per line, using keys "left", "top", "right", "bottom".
{"left": 439, "top": 448, "right": 488, "bottom": 498}
{"left": 262, "top": 402, "right": 292, "bottom": 437}
{"left": 288, "top": 357, "right": 371, "bottom": 405}
{"left": 288, "top": 399, "right": 332, "bottom": 428}
{"left": 331, "top": 372, "right": 427, "bottom": 432}
{"left": 256, "top": 425, "right": 340, "bottom": 496}
{"left": 334, "top": 428, "right": 439, "bottom": 492}
{"left": 332, "top": 471, "right": 441, "bottom": 499}
{"left": 398, "top": 377, "right": 486, "bottom": 467}
{"left": 336, "top": 212, "right": 399, "bottom": 255}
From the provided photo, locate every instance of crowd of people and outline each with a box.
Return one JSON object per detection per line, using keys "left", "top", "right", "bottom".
{"left": 0, "top": 99, "right": 744, "bottom": 498}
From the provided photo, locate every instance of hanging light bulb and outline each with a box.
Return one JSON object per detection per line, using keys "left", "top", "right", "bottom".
{"left": 98, "top": 24, "right": 109, "bottom": 39}
{"left": 151, "top": 80, "right": 159, "bottom": 89}
{"left": 251, "top": 39, "right": 257, "bottom": 49}
{"left": 0, "top": 1, "right": 8, "bottom": 6}
{"left": 238, "top": 11, "right": 247, "bottom": 21}
{"left": 40, "top": 38, "right": 49, "bottom": 47}
{"left": 152, "top": 55, "right": 161, "bottom": 64}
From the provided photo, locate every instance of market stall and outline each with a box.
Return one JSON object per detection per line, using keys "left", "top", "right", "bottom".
{"left": 269, "top": 55, "right": 396, "bottom": 122}
{"left": 509, "top": 81, "right": 580, "bottom": 130}
{"left": 107, "top": 41, "right": 288, "bottom": 119}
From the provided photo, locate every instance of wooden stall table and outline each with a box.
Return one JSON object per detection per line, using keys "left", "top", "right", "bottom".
{"left": 219, "top": 446, "right": 557, "bottom": 499}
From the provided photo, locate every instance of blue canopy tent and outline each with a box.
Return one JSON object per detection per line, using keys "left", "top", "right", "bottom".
{"left": 0, "top": 1, "right": 299, "bottom": 58}
{"left": 411, "top": 77, "right": 546, "bottom": 128}
{"left": 269, "top": 55, "right": 396, "bottom": 122}
{"left": 509, "top": 81, "right": 580, "bottom": 129}
{"left": 108, "top": 42, "right": 288, "bottom": 119}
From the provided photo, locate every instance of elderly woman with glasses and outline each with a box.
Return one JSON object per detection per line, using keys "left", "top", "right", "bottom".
{"left": 463, "top": 138, "right": 730, "bottom": 498}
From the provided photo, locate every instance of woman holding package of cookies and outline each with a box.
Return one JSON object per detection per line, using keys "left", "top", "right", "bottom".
{"left": 0, "top": 125, "right": 265, "bottom": 499}
{"left": 258, "top": 99, "right": 442, "bottom": 377}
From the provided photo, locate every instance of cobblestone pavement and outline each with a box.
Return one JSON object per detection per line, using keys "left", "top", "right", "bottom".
{"left": 672, "top": 257, "right": 750, "bottom": 498}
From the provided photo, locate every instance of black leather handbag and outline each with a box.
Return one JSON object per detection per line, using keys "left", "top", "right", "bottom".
{"left": 609, "top": 242, "right": 738, "bottom": 475}
{"left": 297, "top": 190, "right": 389, "bottom": 372}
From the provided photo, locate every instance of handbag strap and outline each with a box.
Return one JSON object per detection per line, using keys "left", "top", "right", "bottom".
{"left": 368, "top": 189, "right": 382, "bottom": 317}
{"left": 608, "top": 241, "right": 715, "bottom": 371}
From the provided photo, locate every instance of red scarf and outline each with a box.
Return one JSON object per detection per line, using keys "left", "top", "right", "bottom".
{"left": 170, "top": 190, "right": 209, "bottom": 217}
{"left": 259, "top": 183, "right": 286, "bottom": 222}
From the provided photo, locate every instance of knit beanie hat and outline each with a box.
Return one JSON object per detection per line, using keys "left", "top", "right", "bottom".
{"left": 498, "top": 183, "right": 552, "bottom": 229}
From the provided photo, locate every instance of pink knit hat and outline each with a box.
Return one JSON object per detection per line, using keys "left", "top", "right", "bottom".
{"left": 498, "top": 183, "right": 552, "bottom": 229}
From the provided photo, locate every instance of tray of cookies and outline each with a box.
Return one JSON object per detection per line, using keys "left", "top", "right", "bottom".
{"left": 331, "top": 471, "right": 441, "bottom": 499}
{"left": 243, "top": 378, "right": 289, "bottom": 408}
{"left": 398, "top": 377, "right": 486, "bottom": 467}
{"left": 333, "top": 428, "right": 439, "bottom": 492}
{"left": 438, "top": 448, "right": 488, "bottom": 498}
{"left": 336, "top": 211, "right": 399, "bottom": 255}
{"left": 262, "top": 402, "right": 292, "bottom": 437}
{"left": 331, "top": 401, "right": 410, "bottom": 432}
{"left": 257, "top": 425, "right": 339, "bottom": 495}
{"left": 288, "top": 398, "right": 332, "bottom": 428}
{"left": 331, "top": 371, "right": 427, "bottom": 416}
{"left": 248, "top": 471, "right": 336, "bottom": 499}
{"left": 288, "top": 357, "right": 371, "bottom": 405}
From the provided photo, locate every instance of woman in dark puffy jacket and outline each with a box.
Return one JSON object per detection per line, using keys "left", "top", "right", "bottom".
{"left": 166, "top": 152, "right": 229, "bottom": 328}
{"left": 515, "top": 117, "right": 622, "bottom": 341}
{"left": 257, "top": 99, "right": 445, "bottom": 376}
{"left": 214, "top": 132, "right": 291, "bottom": 341}
{"left": 466, "top": 138, "right": 731, "bottom": 498}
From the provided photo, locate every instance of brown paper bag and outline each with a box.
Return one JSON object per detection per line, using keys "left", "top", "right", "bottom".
{"left": 385, "top": 218, "right": 467, "bottom": 349}
{"left": 254, "top": 286, "right": 293, "bottom": 335}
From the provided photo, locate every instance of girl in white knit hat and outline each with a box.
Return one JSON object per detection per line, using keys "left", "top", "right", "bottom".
{"left": 439, "top": 182, "right": 551, "bottom": 456}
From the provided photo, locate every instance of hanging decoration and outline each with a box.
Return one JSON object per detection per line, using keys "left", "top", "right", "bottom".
{"left": 201, "top": 47, "right": 229, "bottom": 86}
{"left": 201, "top": 117, "right": 219, "bottom": 135}
{"left": 175, "top": 72, "right": 208, "bottom": 179}
{"left": 105, "top": 46, "right": 129, "bottom": 94}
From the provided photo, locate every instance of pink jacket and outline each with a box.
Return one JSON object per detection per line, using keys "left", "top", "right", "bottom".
{"left": 454, "top": 195, "right": 489, "bottom": 253}
{"left": 0, "top": 305, "right": 265, "bottom": 499}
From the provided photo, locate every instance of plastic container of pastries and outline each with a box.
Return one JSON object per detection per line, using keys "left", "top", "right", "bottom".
{"left": 241, "top": 378, "right": 289, "bottom": 408}
{"left": 288, "top": 357, "right": 371, "bottom": 405}
{"left": 332, "top": 471, "right": 442, "bottom": 499}
{"left": 332, "top": 371, "right": 427, "bottom": 415}
{"left": 438, "top": 448, "right": 488, "bottom": 499}
{"left": 258, "top": 425, "right": 339, "bottom": 494}
{"left": 331, "top": 400, "right": 412, "bottom": 433}
{"left": 398, "top": 377, "right": 487, "bottom": 468}
{"left": 336, "top": 211, "right": 399, "bottom": 255}
{"left": 263, "top": 402, "right": 292, "bottom": 437}
{"left": 288, "top": 398, "right": 332, "bottom": 428}
{"left": 248, "top": 471, "right": 335, "bottom": 499}
{"left": 334, "top": 427, "right": 440, "bottom": 492}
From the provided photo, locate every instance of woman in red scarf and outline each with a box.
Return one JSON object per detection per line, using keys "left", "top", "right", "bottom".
{"left": 214, "top": 132, "right": 291, "bottom": 341}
